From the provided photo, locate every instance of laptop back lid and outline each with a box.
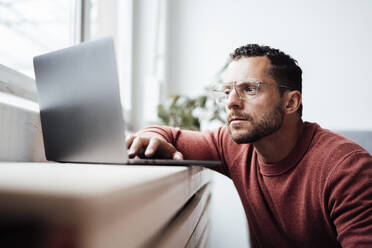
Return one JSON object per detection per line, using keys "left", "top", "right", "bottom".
{"left": 34, "top": 37, "right": 129, "bottom": 164}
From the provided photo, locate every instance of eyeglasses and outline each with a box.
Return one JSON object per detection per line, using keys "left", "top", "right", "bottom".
{"left": 209, "top": 79, "right": 292, "bottom": 105}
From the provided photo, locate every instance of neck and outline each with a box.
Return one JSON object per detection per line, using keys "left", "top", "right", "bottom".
{"left": 254, "top": 118, "right": 304, "bottom": 164}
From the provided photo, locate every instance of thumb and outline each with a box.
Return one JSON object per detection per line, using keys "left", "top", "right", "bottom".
{"left": 172, "top": 151, "right": 184, "bottom": 160}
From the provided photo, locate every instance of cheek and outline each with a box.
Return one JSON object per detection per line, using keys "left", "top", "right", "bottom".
{"left": 247, "top": 97, "right": 280, "bottom": 119}
{"left": 244, "top": 101, "right": 262, "bottom": 119}
{"left": 260, "top": 92, "right": 282, "bottom": 107}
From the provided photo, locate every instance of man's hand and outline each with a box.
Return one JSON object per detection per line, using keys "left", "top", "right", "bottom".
{"left": 126, "top": 135, "right": 184, "bottom": 160}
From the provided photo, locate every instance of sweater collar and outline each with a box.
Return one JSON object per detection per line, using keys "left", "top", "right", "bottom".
{"left": 256, "top": 122, "right": 318, "bottom": 177}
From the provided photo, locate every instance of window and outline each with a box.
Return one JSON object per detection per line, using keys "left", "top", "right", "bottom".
{"left": 0, "top": 0, "right": 135, "bottom": 126}
{"left": 0, "top": 0, "right": 78, "bottom": 78}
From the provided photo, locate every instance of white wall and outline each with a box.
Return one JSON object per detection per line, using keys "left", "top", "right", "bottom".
{"left": 163, "top": 0, "right": 372, "bottom": 247}
{"left": 166, "top": 0, "right": 372, "bottom": 130}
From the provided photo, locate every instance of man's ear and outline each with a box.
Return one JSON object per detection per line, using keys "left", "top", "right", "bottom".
{"left": 283, "top": 91, "right": 302, "bottom": 115}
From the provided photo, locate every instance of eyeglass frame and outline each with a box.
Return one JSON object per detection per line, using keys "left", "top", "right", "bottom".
{"left": 208, "top": 78, "right": 293, "bottom": 103}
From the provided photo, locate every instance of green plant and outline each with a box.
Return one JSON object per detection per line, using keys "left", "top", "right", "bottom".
{"left": 157, "top": 94, "right": 225, "bottom": 131}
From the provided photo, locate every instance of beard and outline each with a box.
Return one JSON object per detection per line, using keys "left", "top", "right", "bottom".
{"left": 227, "top": 101, "right": 284, "bottom": 144}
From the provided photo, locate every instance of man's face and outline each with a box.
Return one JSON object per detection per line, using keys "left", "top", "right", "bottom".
{"left": 223, "top": 56, "right": 284, "bottom": 144}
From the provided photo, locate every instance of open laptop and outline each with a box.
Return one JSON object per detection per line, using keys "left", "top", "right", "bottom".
{"left": 33, "top": 37, "right": 220, "bottom": 167}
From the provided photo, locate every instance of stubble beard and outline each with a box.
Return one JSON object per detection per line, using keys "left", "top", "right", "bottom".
{"left": 227, "top": 101, "right": 284, "bottom": 144}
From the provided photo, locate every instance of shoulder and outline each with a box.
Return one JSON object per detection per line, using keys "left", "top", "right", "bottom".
{"left": 306, "top": 122, "right": 370, "bottom": 165}
{"left": 304, "top": 122, "right": 372, "bottom": 193}
{"left": 301, "top": 122, "right": 372, "bottom": 189}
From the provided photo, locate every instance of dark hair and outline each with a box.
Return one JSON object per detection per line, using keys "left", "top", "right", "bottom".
{"left": 231, "top": 44, "right": 303, "bottom": 117}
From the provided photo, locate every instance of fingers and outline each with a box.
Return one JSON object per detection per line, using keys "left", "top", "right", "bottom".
{"left": 172, "top": 151, "right": 184, "bottom": 160}
{"left": 126, "top": 135, "right": 184, "bottom": 160}
{"left": 128, "top": 136, "right": 150, "bottom": 158}
{"left": 126, "top": 135, "right": 135, "bottom": 149}
{"left": 145, "top": 137, "right": 161, "bottom": 157}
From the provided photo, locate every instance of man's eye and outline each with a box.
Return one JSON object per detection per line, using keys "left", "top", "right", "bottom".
{"left": 223, "top": 88, "right": 231, "bottom": 95}
{"left": 241, "top": 84, "right": 257, "bottom": 94}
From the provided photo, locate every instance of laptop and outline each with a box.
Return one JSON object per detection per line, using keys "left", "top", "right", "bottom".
{"left": 33, "top": 37, "right": 220, "bottom": 167}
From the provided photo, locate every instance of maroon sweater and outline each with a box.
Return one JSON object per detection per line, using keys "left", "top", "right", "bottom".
{"left": 138, "top": 122, "right": 372, "bottom": 247}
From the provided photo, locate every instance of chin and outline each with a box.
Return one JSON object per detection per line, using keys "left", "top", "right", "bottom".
{"left": 229, "top": 129, "right": 259, "bottom": 144}
{"left": 231, "top": 135, "right": 259, "bottom": 144}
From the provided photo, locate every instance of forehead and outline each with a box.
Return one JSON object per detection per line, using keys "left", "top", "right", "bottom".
{"left": 222, "top": 56, "right": 274, "bottom": 82}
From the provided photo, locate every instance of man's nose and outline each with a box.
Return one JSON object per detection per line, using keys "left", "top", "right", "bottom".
{"left": 226, "top": 88, "right": 244, "bottom": 110}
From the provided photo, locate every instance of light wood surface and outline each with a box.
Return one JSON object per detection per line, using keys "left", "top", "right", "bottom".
{"left": 0, "top": 162, "right": 213, "bottom": 248}
{"left": 147, "top": 184, "right": 211, "bottom": 248}
{"left": 185, "top": 192, "right": 211, "bottom": 248}
{"left": 196, "top": 224, "right": 211, "bottom": 248}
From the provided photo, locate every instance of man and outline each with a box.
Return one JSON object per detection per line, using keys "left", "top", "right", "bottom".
{"left": 127, "top": 45, "right": 372, "bottom": 247}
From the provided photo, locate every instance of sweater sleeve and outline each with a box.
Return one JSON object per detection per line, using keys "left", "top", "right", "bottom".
{"left": 136, "top": 126, "right": 229, "bottom": 175}
{"left": 325, "top": 151, "right": 372, "bottom": 247}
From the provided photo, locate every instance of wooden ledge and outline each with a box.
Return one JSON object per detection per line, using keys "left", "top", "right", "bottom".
{"left": 0, "top": 162, "right": 213, "bottom": 248}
